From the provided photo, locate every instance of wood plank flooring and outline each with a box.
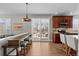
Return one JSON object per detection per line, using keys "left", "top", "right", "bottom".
{"left": 26, "top": 42, "right": 65, "bottom": 56}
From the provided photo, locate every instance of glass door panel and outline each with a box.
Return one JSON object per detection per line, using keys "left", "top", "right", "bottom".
{"left": 32, "top": 18, "right": 49, "bottom": 41}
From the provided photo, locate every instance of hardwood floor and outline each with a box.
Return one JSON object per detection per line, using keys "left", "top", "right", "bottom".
{"left": 25, "top": 42, "right": 65, "bottom": 56}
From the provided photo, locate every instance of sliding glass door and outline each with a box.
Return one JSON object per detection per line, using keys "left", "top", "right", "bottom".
{"left": 32, "top": 18, "right": 50, "bottom": 41}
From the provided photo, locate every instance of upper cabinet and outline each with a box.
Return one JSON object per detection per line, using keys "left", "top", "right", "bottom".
{"left": 52, "top": 16, "right": 73, "bottom": 28}
{"left": 65, "top": 16, "right": 73, "bottom": 28}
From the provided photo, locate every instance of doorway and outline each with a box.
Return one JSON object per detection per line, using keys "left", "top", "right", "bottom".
{"left": 32, "top": 17, "right": 50, "bottom": 41}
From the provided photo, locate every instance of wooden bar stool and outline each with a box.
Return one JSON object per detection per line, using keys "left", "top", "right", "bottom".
{"left": 24, "top": 36, "right": 31, "bottom": 49}
{"left": 20, "top": 41, "right": 28, "bottom": 56}
{"left": 60, "top": 33, "right": 68, "bottom": 55}
{"left": 66, "top": 35, "right": 78, "bottom": 56}
{"left": 28, "top": 34, "right": 32, "bottom": 45}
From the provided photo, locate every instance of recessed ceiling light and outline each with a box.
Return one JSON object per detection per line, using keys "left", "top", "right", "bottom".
{"left": 54, "top": 12, "right": 58, "bottom": 15}
{"left": 70, "top": 12, "right": 73, "bottom": 15}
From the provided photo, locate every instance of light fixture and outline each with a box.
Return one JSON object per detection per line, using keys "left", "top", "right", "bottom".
{"left": 54, "top": 12, "right": 58, "bottom": 15}
{"left": 69, "top": 12, "right": 73, "bottom": 15}
{"left": 23, "top": 3, "right": 31, "bottom": 21}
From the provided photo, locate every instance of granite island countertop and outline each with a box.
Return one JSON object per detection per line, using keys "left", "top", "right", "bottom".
{"left": 58, "top": 30, "right": 78, "bottom": 35}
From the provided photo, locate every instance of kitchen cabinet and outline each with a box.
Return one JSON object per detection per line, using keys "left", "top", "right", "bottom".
{"left": 53, "top": 16, "right": 73, "bottom": 28}
{"left": 53, "top": 33, "right": 61, "bottom": 43}
{"left": 52, "top": 16, "right": 73, "bottom": 43}
{"left": 53, "top": 16, "right": 62, "bottom": 28}
{"left": 64, "top": 16, "right": 73, "bottom": 28}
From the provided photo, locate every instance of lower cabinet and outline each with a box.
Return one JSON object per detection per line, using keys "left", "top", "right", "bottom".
{"left": 53, "top": 33, "right": 61, "bottom": 43}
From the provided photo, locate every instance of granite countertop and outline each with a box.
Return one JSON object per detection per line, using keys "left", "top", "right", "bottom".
{"left": 58, "top": 30, "right": 78, "bottom": 35}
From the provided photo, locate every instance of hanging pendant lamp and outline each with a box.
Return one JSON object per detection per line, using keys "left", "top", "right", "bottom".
{"left": 23, "top": 3, "right": 31, "bottom": 21}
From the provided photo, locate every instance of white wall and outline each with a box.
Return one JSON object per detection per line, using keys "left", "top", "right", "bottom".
{"left": 73, "top": 15, "right": 79, "bottom": 31}
{"left": 0, "top": 18, "right": 11, "bottom": 35}
{"left": 0, "top": 16, "right": 32, "bottom": 35}
{"left": 11, "top": 16, "right": 32, "bottom": 35}
{"left": 72, "top": 4, "right": 79, "bottom": 31}
{"left": 71, "top": 4, "right": 79, "bottom": 30}
{"left": 11, "top": 16, "right": 24, "bottom": 34}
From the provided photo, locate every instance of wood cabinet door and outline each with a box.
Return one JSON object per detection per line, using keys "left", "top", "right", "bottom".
{"left": 53, "top": 16, "right": 58, "bottom": 28}
{"left": 64, "top": 16, "right": 73, "bottom": 28}
{"left": 53, "top": 16, "right": 61, "bottom": 28}
{"left": 53, "top": 34, "right": 61, "bottom": 43}
{"left": 53, "top": 16, "right": 73, "bottom": 28}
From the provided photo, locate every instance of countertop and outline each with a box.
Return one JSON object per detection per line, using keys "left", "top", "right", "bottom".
{"left": 58, "top": 30, "right": 78, "bottom": 35}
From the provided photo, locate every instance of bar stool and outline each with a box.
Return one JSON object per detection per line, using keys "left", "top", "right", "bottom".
{"left": 28, "top": 34, "right": 32, "bottom": 45}
{"left": 60, "top": 33, "right": 68, "bottom": 55}
{"left": 66, "top": 35, "right": 78, "bottom": 56}
{"left": 24, "top": 35, "right": 32, "bottom": 49}
{"left": 28, "top": 34, "right": 32, "bottom": 46}
{"left": 20, "top": 41, "right": 28, "bottom": 56}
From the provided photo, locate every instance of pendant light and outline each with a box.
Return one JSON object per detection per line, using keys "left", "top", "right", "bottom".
{"left": 23, "top": 3, "right": 31, "bottom": 21}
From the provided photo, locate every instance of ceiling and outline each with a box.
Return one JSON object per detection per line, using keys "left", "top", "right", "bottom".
{"left": 0, "top": 3, "right": 78, "bottom": 16}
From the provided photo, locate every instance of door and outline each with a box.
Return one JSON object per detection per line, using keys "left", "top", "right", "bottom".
{"left": 32, "top": 18, "right": 50, "bottom": 41}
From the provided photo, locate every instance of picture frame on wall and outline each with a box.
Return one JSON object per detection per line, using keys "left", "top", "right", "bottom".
{"left": 13, "top": 23, "right": 23, "bottom": 31}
